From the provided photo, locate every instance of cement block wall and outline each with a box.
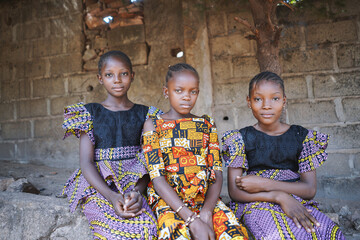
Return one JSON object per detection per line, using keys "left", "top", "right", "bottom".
{"left": 0, "top": 0, "right": 359, "bottom": 204}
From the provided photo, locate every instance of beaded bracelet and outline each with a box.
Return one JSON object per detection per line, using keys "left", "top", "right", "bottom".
{"left": 175, "top": 205, "right": 185, "bottom": 214}
{"left": 185, "top": 213, "right": 200, "bottom": 227}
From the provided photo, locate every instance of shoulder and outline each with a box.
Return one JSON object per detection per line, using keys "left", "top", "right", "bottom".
{"left": 64, "top": 102, "right": 91, "bottom": 116}
{"left": 222, "top": 129, "right": 244, "bottom": 144}
{"left": 201, "top": 114, "right": 215, "bottom": 126}
{"left": 143, "top": 117, "right": 156, "bottom": 132}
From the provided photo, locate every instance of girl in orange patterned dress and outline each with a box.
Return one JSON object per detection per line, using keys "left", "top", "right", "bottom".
{"left": 141, "top": 63, "right": 248, "bottom": 240}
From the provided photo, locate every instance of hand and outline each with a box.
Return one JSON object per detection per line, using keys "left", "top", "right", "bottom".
{"left": 277, "top": 192, "right": 320, "bottom": 233}
{"left": 123, "top": 190, "right": 145, "bottom": 215}
{"left": 189, "top": 217, "right": 215, "bottom": 240}
{"left": 108, "top": 192, "right": 143, "bottom": 219}
{"left": 200, "top": 209, "right": 214, "bottom": 231}
{"left": 235, "top": 175, "right": 269, "bottom": 193}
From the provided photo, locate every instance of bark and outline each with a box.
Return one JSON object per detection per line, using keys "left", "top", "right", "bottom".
{"left": 236, "top": 0, "right": 283, "bottom": 75}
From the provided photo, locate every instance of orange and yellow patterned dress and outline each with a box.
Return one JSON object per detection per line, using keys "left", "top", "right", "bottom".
{"left": 142, "top": 115, "right": 248, "bottom": 240}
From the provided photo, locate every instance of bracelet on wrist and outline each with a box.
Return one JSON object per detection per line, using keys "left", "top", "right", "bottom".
{"left": 175, "top": 204, "right": 185, "bottom": 214}
{"left": 184, "top": 213, "right": 199, "bottom": 227}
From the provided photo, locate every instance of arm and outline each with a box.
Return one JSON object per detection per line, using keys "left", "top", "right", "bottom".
{"left": 235, "top": 170, "right": 317, "bottom": 200}
{"left": 79, "top": 133, "right": 140, "bottom": 218}
{"left": 228, "top": 167, "right": 319, "bottom": 233}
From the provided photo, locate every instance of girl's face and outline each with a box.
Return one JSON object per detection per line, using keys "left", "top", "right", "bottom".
{"left": 164, "top": 70, "right": 200, "bottom": 116}
{"left": 247, "top": 80, "right": 286, "bottom": 126}
{"left": 97, "top": 56, "right": 134, "bottom": 99}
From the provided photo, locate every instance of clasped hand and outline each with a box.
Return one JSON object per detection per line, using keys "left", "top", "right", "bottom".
{"left": 235, "top": 175, "right": 268, "bottom": 193}
{"left": 110, "top": 191, "right": 145, "bottom": 218}
{"left": 189, "top": 210, "right": 215, "bottom": 240}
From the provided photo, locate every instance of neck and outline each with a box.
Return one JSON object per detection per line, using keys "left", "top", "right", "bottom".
{"left": 255, "top": 121, "right": 283, "bottom": 134}
{"left": 163, "top": 109, "right": 194, "bottom": 120}
{"left": 102, "top": 95, "right": 133, "bottom": 110}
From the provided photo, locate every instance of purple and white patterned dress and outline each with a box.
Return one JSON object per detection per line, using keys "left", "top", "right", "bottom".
{"left": 62, "top": 102, "right": 162, "bottom": 240}
{"left": 222, "top": 125, "right": 345, "bottom": 240}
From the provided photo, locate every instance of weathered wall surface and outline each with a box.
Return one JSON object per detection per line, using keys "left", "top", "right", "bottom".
{"left": 0, "top": 0, "right": 359, "bottom": 230}
{"left": 205, "top": 0, "right": 360, "bottom": 203}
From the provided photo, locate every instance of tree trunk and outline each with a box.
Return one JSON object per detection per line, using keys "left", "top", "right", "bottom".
{"left": 248, "top": 0, "right": 282, "bottom": 75}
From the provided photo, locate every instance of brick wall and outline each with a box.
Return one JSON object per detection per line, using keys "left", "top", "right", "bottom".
{"left": 0, "top": 0, "right": 359, "bottom": 202}
{"left": 207, "top": 0, "right": 360, "bottom": 201}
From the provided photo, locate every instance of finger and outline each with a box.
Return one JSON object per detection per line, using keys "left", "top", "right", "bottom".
{"left": 305, "top": 211, "right": 320, "bottom": 228}
{"left": 124, "top": 196, "right": 138, "bottom": 209}
{"left": 298, "top": 215, "right": 313, "bottom": 233}
{"left": 292, "top": 217, "right": 301, "bottom": 229}
{"left": 117, "top": 194, "right": 126, "bottom": 205}
{"left": 126, "top": 202, "right": 142, "bottom": 212}
{"left": 209, "top": 230, "right": 216, "bottom": 240}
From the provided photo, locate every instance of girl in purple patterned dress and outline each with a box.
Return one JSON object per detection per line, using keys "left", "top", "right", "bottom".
{"left": 222, "top": 72, "right": 345, "bottom": 240}
{"left": 62, "top": 51, "right": 161, "bottom": 240}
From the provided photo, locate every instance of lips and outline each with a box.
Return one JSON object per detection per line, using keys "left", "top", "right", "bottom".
{"left": 112, "top": 86, "right": 124, "bottom": 91}
{"left": 180, "top": 104, "right": 192, "bottom": 108}
{"left": 261, "top": 113, "right": 273, "bottom": 118}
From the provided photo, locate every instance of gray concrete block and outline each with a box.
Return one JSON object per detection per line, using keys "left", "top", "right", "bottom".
{"left": 320, "top": 124, "right": 360, "bottom": 149}
{"left": 284, "top": 75, "right": 308, "bottom": 100}
{"left": 232, "top": 56, "right": 260, "bottom": 78}
{"left": 17, "top": 138, "right": 79, "bottom": 169}
{"left": 337, "top": 44, "right": 360, "bottom": 69}
{"left": 65, "top": 33, "right": 85, "bottom": 54}
{"left": 1, "top": 121, "right": 31, "bottom": 140}
{"left": 109, "top": 43, "right": 148, "bottom": 66}
{"left": 0, "top": 103, "right": 15, "bottom": 121}
{"left": 33, "top": 77, "right": 65, "bottom": 98}
{"left": 207, "top": 11, "right": 227, "bottom": 37}
{"left": 0, "top": 143, "right": 15, "bottom": 160}
{"left": 68, "top": 73, "right": 101, "bottom": 94}
{"left": 33, "top": 38, "right": 63, "bottom": 58}
{"left": 211, "top": 56, "right": 233, "bottom": 82}
{"left": 280, "top": 25, "right": 303, "bottom": 50}
{"left": 281, "top": 47, "right": 333, "bottom": 73}
{"left": 226, "top": 11, "right": 254, "bottom": 36}
{"left": 107, "top": 25, "right": 145, "bottom": 45}
{"left": 214, "top": 81, "right": 248, "bottom": 105}
{"left": 34, "top": 117, "right": 63, "bottom": 139}
{"left": 317, "top": 177, "right": 360, "bottom": 201}
{"left": 307, "top": 20, "right": 357, "bottom": 45}
{"left": 210, "top": 34, "right": 253, "bottom": 57}
{"left": 25, "top": 59, "right": 47, "bottom": 78}
{"left": 18, "top": 99, "right": 48, "bottom": 118}
{"left": 313, "top": 72, "right": 360, "bottom": 98}
{"left": 317, "top": 153, "right": 352, "bottom": 178}
{"left": 50, "top": 53, "right": 83, "bottom": 76}
{"left": 49, "top": 13, "right": 83, "bottom": 38}
{"left": 343, "top": 98, "right": 360, "bottom": 123}
{"left": 288, "top": 100, "right": 338, "bottom": 124}
{"left": 51, "top": 96, "right": 83, "bottom": 116}
{"left": 144, "top": 0, "right": 183, "bottom": 44}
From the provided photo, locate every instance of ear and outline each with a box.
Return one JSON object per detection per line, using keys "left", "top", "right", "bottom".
{"left": 283, "top": 95, "right": 287, "bottom": 107}
{"left": 131, "top": 72, "right": 135, "bottom": 82}
{"left": 97, "top": 74, "right": 103, "bottom": 84}
{"left": 246, "top": 95, "right": 251, "bottom": 108}
{"left": 163, "top": 85, "right": 169, "bottom": 99}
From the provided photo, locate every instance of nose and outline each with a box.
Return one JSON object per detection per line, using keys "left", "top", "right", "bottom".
{"left": 182, "top": 92, "right": 191, "bottom": 101}
{"left": 114, "top": 74, "right": 122, "bottom": 83}
{"left": 262, "top": 99, "right": 271, "bottom": 109}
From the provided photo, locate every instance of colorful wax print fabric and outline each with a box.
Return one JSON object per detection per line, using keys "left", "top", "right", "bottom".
{"left": 62, "top": 102, "right": 162, "bottom": 240}
{"left": 222, "top": 126, "right": 345, "bottom": 240}
{"left": 142, "top": 115, "right": 248, "bottom": 240}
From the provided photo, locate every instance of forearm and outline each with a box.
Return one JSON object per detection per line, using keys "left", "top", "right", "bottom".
{"left": 202, "top": 170, "right": 222, "bottom": 212}
{"left": 152, "top": 176, "right": 194, "bottom": 221}
{"left": 80, "top": 160, "right": 118, "bottom": 200}
{"left": 134, "top": 174, "right": 150, "bottom": 194}
{"left": 263, "top": 179, "right": 315, "bottom": 199}
{"left": 230, "top": 187, "right": 281, "bottom": 204}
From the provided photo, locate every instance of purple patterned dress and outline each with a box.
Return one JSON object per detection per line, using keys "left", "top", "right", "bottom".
{"left": 222, "top": 125, "right": 345, "bottom": 240}
{"left": 62, "top": 102, "right": 162, "bottom": 240}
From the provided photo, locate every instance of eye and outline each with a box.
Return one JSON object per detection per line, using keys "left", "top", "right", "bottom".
{"left": 175, "top": 89, "right": 182, "bottom": 93}
{"left": 273, "top": 97, "right": 280, "bottom": 101}
{"left": 105, "top": 73, "right": 113, "bottom": 77}
{"left": 191, "top": 90, "right": 199, "bottom": 95}
{"left": 121, "top": 72, "right": 129, "bottom": 76}
{"left": 254, "top": 97, "right": 261, "bottom": 102}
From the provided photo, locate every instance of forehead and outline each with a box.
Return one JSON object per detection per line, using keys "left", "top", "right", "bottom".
{"left": 168, "top": 70, "right": 199, "bottom": 86}
{"left": 102, "top": 56, "right": 130, "bottom": 69}
{"left": 251, "top": 80, "right": 283, "bottom": 93}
